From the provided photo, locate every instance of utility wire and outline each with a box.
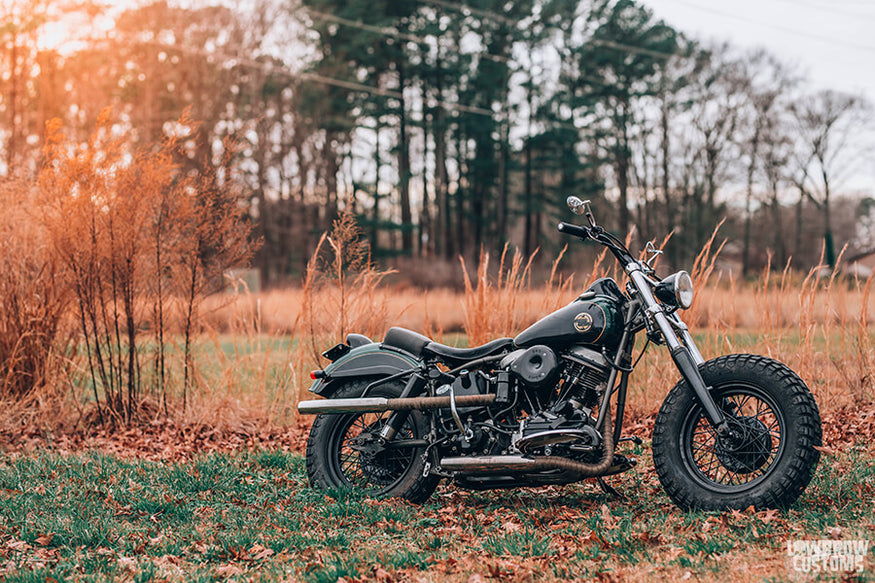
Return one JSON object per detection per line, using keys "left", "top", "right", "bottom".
{"left": 662, "top": 0, "right": 875, "bottom": 55}
{"left": 425, "top": 0, "right": 680, "bottom": 60}
{"left": 304, "top": 7, "right": 512, "bottom": 63}
{"left": 771, "top": 0, "right": 875, "bottom": 21}
{"left": 122, "top": 37, "right": 498, "bottom": 118}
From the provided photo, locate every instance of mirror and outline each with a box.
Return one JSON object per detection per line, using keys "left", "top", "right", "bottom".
{"left": 567, "top": 196, "right": 587, "bottom": 215}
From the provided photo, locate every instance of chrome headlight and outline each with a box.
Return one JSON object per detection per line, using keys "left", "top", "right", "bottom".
{"left": 654, "top": 270, "right": 694, "bottom": 310}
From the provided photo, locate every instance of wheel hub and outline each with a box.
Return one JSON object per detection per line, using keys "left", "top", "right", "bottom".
{"left": 347, "top": 422, "right": 409, "bottom": 487}
{"left": 716, "top": 416, "right": 772, "bottom": 474}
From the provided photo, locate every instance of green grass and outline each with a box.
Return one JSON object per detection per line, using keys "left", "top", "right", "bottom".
{"left": 0, "top": 444, "right": 871, "bottom": 582}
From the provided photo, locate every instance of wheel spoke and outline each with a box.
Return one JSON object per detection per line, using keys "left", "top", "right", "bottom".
{"left": 685, "top": 389, "right": 784, "bottom": 488}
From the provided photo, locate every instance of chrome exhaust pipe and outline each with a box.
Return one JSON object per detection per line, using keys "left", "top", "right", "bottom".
{"left": 440, "top": 455, "right": 539, "bottom": 474}
{"left": 297, "top": 398, "right": 390, "bottom": 414}
{"left": 297, "top": 393, "right": 496, "bottom": 415}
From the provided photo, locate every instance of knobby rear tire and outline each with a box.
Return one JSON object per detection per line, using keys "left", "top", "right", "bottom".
{"left": 305, "top": 379, "right": 440, "bottom": 504}
{"left": 652, "top": 354, "right": 822, "bottom": 511}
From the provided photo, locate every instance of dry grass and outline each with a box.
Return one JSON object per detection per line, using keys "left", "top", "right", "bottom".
{"left": 2, "top": 184, "right": 872, "bottom": 434}
{"left": 192, "top": 259, "right": 874, "bottom": 427}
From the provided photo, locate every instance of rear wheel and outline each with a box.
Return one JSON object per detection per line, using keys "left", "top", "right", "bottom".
{"left": 652, "top": 354, "right": 821, "bottom": 510}
{"left": 305, "top": 379, "right": 440, "bottom": 503}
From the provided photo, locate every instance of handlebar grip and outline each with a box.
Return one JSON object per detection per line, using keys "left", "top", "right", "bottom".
{"left": 557, "top": 222, "right": 589, "bottom": 239}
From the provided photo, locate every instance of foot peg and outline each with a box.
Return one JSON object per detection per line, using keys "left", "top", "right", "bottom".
{"left": 602, "top": 453, "right": 637, "bottom": 476}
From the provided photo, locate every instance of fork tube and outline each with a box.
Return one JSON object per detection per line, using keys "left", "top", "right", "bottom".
{"left": 628, "top": 267, "right": 728, "bottom": 434}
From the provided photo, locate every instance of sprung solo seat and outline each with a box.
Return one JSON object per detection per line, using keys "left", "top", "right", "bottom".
{"left": 382, "top": 327, "right": 514, "bottom": 365}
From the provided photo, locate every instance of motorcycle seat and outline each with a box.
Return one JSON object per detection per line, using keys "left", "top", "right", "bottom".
{"left": 382, "top": 327, "right": 514, "bottom": 364}
{"left": 383, "top": 327, "right": 432, "bottom": 356}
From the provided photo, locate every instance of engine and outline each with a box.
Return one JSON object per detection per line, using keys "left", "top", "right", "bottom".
{"left": 509, "top": 345, "right": 611, "bottom": 457}
{"left": 434, "top": 345, "right": 612, "bottom": 459}
{"left": 560, "top": 345, "right": 611, "bottom": 410}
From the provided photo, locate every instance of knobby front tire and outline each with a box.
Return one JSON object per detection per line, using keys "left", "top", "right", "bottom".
{"left": 652, "top": 354, "right": 822, "bottom": 511}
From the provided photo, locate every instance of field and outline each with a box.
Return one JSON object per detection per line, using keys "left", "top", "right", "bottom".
{"left": 1, "top": 247, "right": 874, "bottom": 581}
{"left": 0, "top": 437, "right": 871, "bottom": 582}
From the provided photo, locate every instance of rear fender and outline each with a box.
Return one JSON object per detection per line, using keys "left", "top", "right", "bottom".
{"left": 309, "top": 343, "right": 422, "bottom": 398}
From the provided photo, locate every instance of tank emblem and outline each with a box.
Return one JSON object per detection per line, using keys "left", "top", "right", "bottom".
{"left": 573, "top": 311, "right": 593, "bottom": 333}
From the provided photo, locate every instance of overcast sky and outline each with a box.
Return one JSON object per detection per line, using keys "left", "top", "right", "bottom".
{"left": 638, "top": 0, "right": 875, "bottom": 99}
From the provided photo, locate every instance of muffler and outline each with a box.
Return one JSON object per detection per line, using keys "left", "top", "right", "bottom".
{"left": 297, "top": 393, "right": 496, "bottom": 415}
{"left": 441, "top": 454, "right": 610, "bottom": 475}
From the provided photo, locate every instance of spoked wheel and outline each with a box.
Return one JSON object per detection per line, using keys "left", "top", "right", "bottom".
{"left": 335, "top": 413, "right": 416, "bottom": 491}
{"left": 683, "top": 388, "right": 783, "bottom": 491}
{"left": 306, "top": 380, "right": 440, "bottom": 503}
{"left": 653, "top": 354, "right": 821, "bottom": 510}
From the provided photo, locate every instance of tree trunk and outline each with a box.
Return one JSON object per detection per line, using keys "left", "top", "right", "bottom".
{"left": 615, "top": 100, "right": 631, "bottom": 234}
{"left": 398, "top": 62, "right": 413, "bottom": 254}
{"left": 742, "top": 123, "right": 761, "bottom": 276}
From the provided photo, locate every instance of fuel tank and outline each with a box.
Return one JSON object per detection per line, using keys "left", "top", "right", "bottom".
{"left": 514, "top": 278, "right": 624, "bottom": 349}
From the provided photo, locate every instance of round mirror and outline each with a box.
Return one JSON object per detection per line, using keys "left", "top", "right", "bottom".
{"left": 567, "top": 196, "right": 587, "bottom": 215}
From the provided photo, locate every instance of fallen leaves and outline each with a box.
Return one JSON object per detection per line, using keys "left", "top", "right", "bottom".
{"left": 34, "top": 533, "right": 54, "bottom": 547}
{"left": 215, "top": 562, "right": 244, "bottom": 578}
{"left": 6, "top": 540, "right": 30, "bottom": 553}
{"left": 813, "top": 445, "right": 836, "bottom": 456}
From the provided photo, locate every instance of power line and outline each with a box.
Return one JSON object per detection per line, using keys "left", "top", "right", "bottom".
{"left": 662, "top": 0, "right": 875, "bottom": 55}
{"left": 425, "top": 0, "right": 680, "bottom": 60}
{"left": 304, "top": 9, "right": 428, "bottom": 47}
{"left": 772, "top": 0, "right": 875, "bottom": 20}
{"left": 121, "top": 38, "right": 498, "bottom": 118}
{"left": 303, "top": 7, "right": 512, "bottom": 64}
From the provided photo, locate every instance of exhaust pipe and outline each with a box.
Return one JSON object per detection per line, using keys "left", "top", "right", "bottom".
{"left": 441, "top": 414, "right": 614, "bottom": 478}
{"left": 440, "top": 455, "right": 541, "bottom": 473}
{"left": 297, "top": 393, "right": 496, "bottom": 415}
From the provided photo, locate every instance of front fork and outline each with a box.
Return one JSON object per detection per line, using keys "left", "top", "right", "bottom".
{"left": 628, "top": 269, "right": 731, "bottom": 436}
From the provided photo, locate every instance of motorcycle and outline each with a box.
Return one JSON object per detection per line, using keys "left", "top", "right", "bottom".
{"left": 297, "top": 197, "right": 822, "bottom": 510}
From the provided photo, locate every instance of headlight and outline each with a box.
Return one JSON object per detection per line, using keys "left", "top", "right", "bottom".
{"left": 654, "top": 270, "right": 694, "bottom": 310}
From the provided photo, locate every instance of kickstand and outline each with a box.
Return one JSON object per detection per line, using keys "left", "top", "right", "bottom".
{"left": 597, "top": 477, "right": 624, "bottom": 499}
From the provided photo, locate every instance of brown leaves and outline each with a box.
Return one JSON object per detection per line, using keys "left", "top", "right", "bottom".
{"left": 34, "top": 533, "right": 54, "bottom": 547}
{"left": 215, "top": 563, "right": 244, "bottom": 578}
{"left": 6, "top": 540, "right": 31, "bottom": 553}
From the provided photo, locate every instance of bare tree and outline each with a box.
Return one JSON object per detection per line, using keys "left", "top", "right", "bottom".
{"left": 791, "top": 90, "right": 870, "bottom": 266}
{"left": 738, "top": 50, "right": 797, "bottom": 275}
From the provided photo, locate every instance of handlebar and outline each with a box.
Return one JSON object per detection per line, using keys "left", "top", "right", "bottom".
{"left": 557, "top": 222, "right": 590, "bottom": 239}
{"left": 557, "top": 221, "right": 637, "bottom": 267}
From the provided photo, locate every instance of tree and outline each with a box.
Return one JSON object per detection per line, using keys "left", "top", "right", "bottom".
{"left": 738, "top": 50, "right": 796, "bottom": 275}
{"left": 570, "top": 0, "right": 679, "bottom": 235}
{"left": 791, "top": 90, "right": 870, "bottom": 267}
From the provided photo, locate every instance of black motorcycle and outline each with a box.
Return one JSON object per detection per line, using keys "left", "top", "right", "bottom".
{"left": 297, "top": 197, "right": 822, "bottom": 510}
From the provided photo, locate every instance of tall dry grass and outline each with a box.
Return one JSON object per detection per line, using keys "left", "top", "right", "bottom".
{"left": 197, "top": 235, "right": 873, "bottom": 429}
{"left": 0, "top": 111, "right": 253, "bottom": 432}
{"left": 0, "top": 178, "right": 72, "bottom": 402}
{"left": 3, "top": 135, "right": 872, "bottom": 435}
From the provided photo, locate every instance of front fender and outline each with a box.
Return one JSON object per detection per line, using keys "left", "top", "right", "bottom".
{"left": 309, "top": 343, "right": 422, "bottom": 398}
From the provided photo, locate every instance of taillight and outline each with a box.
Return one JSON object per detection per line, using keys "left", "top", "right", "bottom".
{"left": 310, "top": 370, "right": 325, "bottom": 380}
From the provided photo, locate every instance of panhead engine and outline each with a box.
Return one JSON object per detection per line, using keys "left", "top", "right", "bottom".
{"left": 560, "top": 345, "right": 610, "bottom": 409}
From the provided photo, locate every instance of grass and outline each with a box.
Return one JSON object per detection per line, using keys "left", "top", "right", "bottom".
{"left": 0, "top": 441, "right": 870, "bottom": 582}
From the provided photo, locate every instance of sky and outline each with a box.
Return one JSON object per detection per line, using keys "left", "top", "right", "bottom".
{"left": 637, "top": 0, "right": 875, "bottom": 195}
{"left": 638, "top": 0, "right": 875, "bottom": 101}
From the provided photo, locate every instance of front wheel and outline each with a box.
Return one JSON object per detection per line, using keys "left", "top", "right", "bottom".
{"left": 652, "top": 354, "right": 822, "bottom": 510}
